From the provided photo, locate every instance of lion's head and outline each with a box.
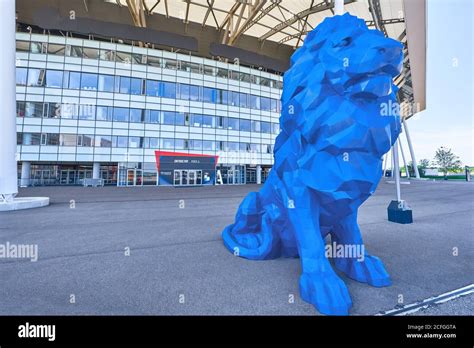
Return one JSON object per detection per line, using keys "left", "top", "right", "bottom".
{"left": 274, "top": 13, "right": 404, "bottom": 199}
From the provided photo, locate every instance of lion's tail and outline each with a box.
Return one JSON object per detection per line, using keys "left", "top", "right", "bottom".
{"left": 221, "top": 191, "right": 281, "bottom": 260}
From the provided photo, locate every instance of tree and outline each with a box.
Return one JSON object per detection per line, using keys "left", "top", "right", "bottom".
{"left": 433, "top": 147, "right": 462, "bottom": 179}
{"left": 408, "top": 159, "right": 430, "bottom": 177}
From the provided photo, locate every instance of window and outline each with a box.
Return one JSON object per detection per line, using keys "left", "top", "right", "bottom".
{"left": 16, "top": 41, "right": 30, "bottom": 52}
{"left": 128, "top": 136, "right": 143, "bottom": 148}
{"left": 27, "top": 68, "right": 45, "bottom": 87}
{"left": 260, "top": 97, "right": 271, "bottom": 111}
{"left": 16, "top": 68, "right": 28, "bottom": 86}
{"left": 265, "top": 144, "right": 274, "bottom": 154}
{"left": 239, "top": 119, "right": 251, "bottom": 132}
{"left": 240, "top": 72, "right": 251, "bottom": 83}
{"left": 78, "top": 105, "right": 95, "bottom": 120}
{"left": 162, "top": 82, "right": 176, "bottom": 98}
{"left": 146, "top": 80, "right": 160, "bottom": 96}
{"left": 16, "top": 101, "right": 26, "bottom": 117}
{"left": 239, "top": 92, "right": 248, "bottom": 108}
{"left": 240, "top": 143, "right": 250, "bottom": 152}
{"left": 113, "top": 107, "right": 129, "bottom": 122}
{"left": 175, "top": 113, "right": 185, "bottom": 126}
{"left": 203, "top": 140, "right": 215, "bottom": 151}
{"left": 202, "top": 87, "right": 214, "bottom": 103}
{"left": 66, "top": 45, "right": 84, "bottom": 58}
{"left": 179, "top": 84, "right": 190, "bottom": 100}
{"left": 47, "top": 103, "right": 61, "bottom": 118}
{"left": 145, "top": 110, "right": 160, "bottom": 124}
{"left": 132, "top": 53, "right": 146, "bottom": 64}
{"left": 83, "top": 47, "right": 99, "bottom": 59}
{"left": 217, "top": 116, "right": 227, "bottom": 129}
{"left": 227, "top": 142, "right": 239, "bottom": 152}
{"left": 98, "top": 75, "right": 115, "bottom": 92}
{"left": 25, "top": 102, "right": 44, "bottom": 118}
{"left": 47, "top": 44, "right": 65, "bottom": 56}
{"left": 191, "top": 140, "right": 202, "bottom": 150}
{"left": 47, "top": 133, "right": 60, "bottom": 146}
{"left": 113, "top": 136, "right": 128, "bottom": 148}
{"left": 229, "top": 91, "right": 239, "bottom": 106}
{"left": 175, "top": 139, "right": 185, "bottom": 150}
{"left": 189, "top": 85, "right": 200, "bottom": 101}
{"left": 96, "top": 106, "right": 112, "bottom": 121}
{"left": 61, "top": 103, "right": 79, "bottom": 119}
{"left": 164, "top": 59, "right": 178, "bottom": 70}
{"left": 217, "top": 68, "right": 229, "bottom": 79}
{"left": 227, "top": 118, "right": 239, "bottom": 130}
{"left": 260, "top": 77, "right": 271, "bottom": 87}
{"left": 66, "top": 71, "right": 81, "bottom": 89}
{"left": 60, "top": 134, "right": 77, "bottom": 146}
{"left": 161, "top": 138, "right": 174, "bottom": 149}
{"left": 30, "top": 133, "right": 42, "bottom": 145}
{"left": 251, "top": 120, "right": 261, "bottom": 132}
{"left": 45, "top": 70, "right": 64, "bottom": 88}
{"left": 96, "top": 135, "right": 112, "bottom": 148}
{"left": 17, "top": 133, "right": 23, "bottom": 145}
{"left": 147, "top": 55, "right": 161, "bottom": 67}
{"left": 129, "top": 109, "right": 143, "bottom": 123}
{"left": 117, "top": 76, "right": 131, "bottom": 94}
{"left": 190, "top": 114, "right": 202, "bottom": 127}
{"left": 30, "top": 42, "right": 47, "bottom": 54}
{"left": 249, "top": 95, "right": 260, "bottom": 110}
{"left": 203, "top": 65, "right": 215, "bottom": 76}
{"left": 161, "top": 112, "right": 175, "bottom": 125}
{"left": 130, "top": 78, "right": 143, "bottom": 95}
{"left": 230, "top": 71, "right": 239, "bottom": 81}
{"left": 272, "top": 123, "right": 280, "bottom": 134}
{"left": 261, "top": 121, "right": 271, "bottom": 134}
{"left": 145, "top": 137, "right": 159, "bottom": 148}
{"left": 80, "top": 73, "right": 98, "bottom": 90}
{"left": 116, "top": 51, "right": 131, "bottom": 64}
{"left": 100, "top": 49, "right": 115, "bottom": 61}
{"left": 271, "top": 99, "right": 278, "bottom": 112}
{"left": 40, "top": 133, "right": 47, "bottom": 146}
{"left": 202, "top": 115, "right": 214, "bottom": 128}
{"left": 250, "top": 143, "right": 260, "bottom": 153}
{"left": 217, "top": 90, "right": 228, "bottom": 105}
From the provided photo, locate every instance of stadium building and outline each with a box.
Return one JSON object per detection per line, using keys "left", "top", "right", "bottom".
{"left": 11, "top": 0, "right": 425, "bottom": 187}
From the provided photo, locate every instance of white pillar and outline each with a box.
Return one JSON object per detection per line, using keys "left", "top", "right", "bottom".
{"left": 334, "top": 0, "right": 344, "bottom": 15}
{"left": 20, "top": 161, "right": 31, "bottom": 187}
{"left": 383, "top": 152, "right": 389, "bottom": 177}
{"left": 256, "top": 165, "right": 262, "bottom": 184}
{"left": 393, "top": 139, "right": 402, "bottom": 202}
{"left": 0, "top": 0, "right": 18, "bottom": 202}
{"left": 93, "top": 162, "right": 101, "bottom": 179}
{"left": 399, "top": 141, "right": 410, "bottom": 179}
{"left": 403, "top": 119, "right": 420, "bottom": 179}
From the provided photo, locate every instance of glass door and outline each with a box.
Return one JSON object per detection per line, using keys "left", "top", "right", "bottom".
{"left": 126, "top": 169, "right": 143, "bottom": 186}
{"left": 188, "top": 170, "right": 196, "bottom": 185}
{"left": 181, "top": 170, "right": 188, "bottom": 185}
{"left": 173, "top": 170, "right": 182, "bottom": 186}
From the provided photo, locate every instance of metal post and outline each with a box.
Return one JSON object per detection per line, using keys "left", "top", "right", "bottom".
{"left": 403, "top": 118, "right": 420, "bottom": 178}
{"left": 399, "top": 141, "right": 410, "bottom": 179}
{"left": 256, "top": 165, "right": 262, "bottom": 184}
{"left": 0, "top": 0, "right": 18, "bottom": 202}
{"left": 393, "top": 139, "right": 402, "bottom": 202}
{"left": 383, "top": 152, "right": 389, "bottom": 177}
{"left": 334, "top": 0, "right": 344, "bottom": 15}
{"left": 391, "top": 145, "right": 395, "bottom": 177}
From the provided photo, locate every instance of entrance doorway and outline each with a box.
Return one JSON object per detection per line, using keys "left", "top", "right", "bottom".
{"left": 60, "top": 170, "right": 76, "bottom": 185}
{"left": 127, "top": 169, "right": 143, "bottom": 186}
{"left": 173, "top": 170, "right": 202, "bottom": 186}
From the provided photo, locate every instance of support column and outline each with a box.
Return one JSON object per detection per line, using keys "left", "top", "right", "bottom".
{"left": 93, "top": 162, "right": 101, "bottom": 179}
{"left": 20, "top": 161, "right": 31, "bottom": 187}
{"left": 403, "top": 119, "right": 420, "bottom": 179}
{"left": 0, "top": 0, "right": 18, "bottom": 202}
{"left": 393, "top": 140, "right": 401, "bottom": 202}
{"left": 334, "top": 0, "right": 344, "bottom": 15}
{"left": 399, "top": 141, "right": 410, "bottom": 179}
{"left": 256, "top": 165, "right": 262, "bottom": 185}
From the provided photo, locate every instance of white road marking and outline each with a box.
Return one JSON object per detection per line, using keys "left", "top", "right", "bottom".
{"left": 377, "top": 283, "right": 474, "bottom": 316}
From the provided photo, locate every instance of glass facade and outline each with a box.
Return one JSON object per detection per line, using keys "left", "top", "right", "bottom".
{"left": 15, "top": 32, "right": 282, "bottom": 186}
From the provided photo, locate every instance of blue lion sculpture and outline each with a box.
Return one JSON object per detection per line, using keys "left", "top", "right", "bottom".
{"left": 222, "top": 13, "right": 403, "bottom": 315}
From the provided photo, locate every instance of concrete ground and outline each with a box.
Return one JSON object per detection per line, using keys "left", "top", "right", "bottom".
{"left": 0, "top": 180, "right": 473, "bottom": 315}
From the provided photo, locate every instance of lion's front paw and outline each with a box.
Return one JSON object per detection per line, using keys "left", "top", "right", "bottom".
{"left": 299, "top": 271, "right": 352, "bottom": 315}
{"left": 334, "top": 254, "right": 391, "bottom": 287}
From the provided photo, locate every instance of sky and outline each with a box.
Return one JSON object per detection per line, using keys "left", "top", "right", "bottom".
{"left": 400, "top": 0, "right": 473, "bottom": 166}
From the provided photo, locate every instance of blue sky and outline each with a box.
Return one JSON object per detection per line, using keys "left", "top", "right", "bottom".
{"left": 401, "top": 0, "right": 473, "bottom": 166}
